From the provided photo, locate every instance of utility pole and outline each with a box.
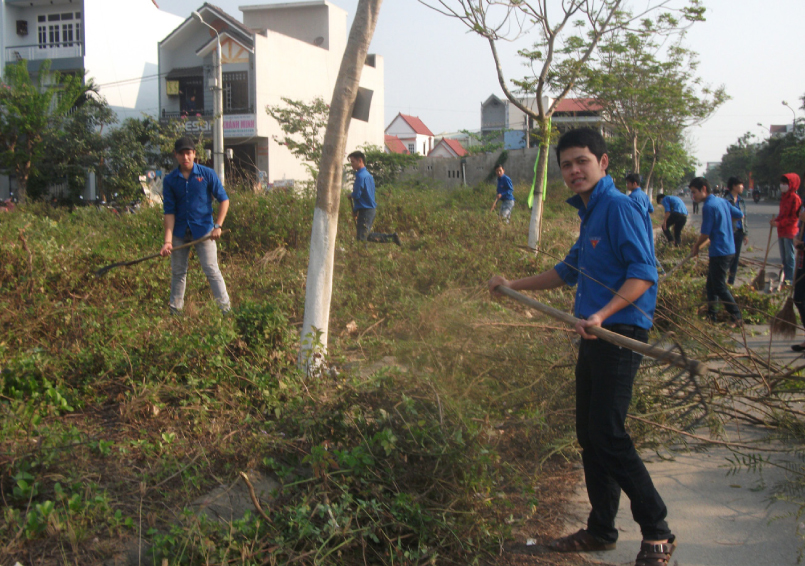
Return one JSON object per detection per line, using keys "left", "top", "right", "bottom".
{"left": 192, "top": 11, "right": 225, "bottom": 183}
{"left": 783, "top": 100, "right": 797, "bottom": 136}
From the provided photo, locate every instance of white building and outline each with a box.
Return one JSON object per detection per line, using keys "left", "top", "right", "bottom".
{"left": 0, "top": 0, "right": 183, "bottom": 199}
{"left": 384, "top": 113, "right": 434, "bottom": 156}
{"left": 480, "top": 94, "right": 605, "bottom": 150}
{"left": 428, "top": 138, "right": 467, "bottom": 158}
{"left": 158, "top": 1, "right": 385, "bottom": 186}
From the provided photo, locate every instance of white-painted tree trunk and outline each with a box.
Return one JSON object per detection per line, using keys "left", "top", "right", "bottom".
{"left": 299, "top": 0, "right": 382, "bottom": 373}
{"left": 527, "top": 121, "right": 552, "bottom": 251}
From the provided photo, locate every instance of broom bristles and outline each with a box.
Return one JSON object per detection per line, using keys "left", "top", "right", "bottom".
{"left": 751, "top": 268, "right": 766, "bottom": 291}
{"left": 771, "top": 296, "right": 798, "bottom": 339}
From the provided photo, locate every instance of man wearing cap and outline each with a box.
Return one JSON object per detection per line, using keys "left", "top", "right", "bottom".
{"left": 159, "top": 137, "right": 231, "bottom": 313}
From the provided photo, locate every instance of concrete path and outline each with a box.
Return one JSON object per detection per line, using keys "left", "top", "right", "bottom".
{"left": 560, "top": 195, "right": 804, "bottom": 565}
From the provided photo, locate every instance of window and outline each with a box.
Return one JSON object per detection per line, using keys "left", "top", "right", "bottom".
{"left": 408, "top": 143, "right": 415, "bottom": 154}
{"left": 75, "top": 21, "right": 81, "bottom": 43}
{"left": 62, "top": 23, "right": 73, "bottom": 46}
{"left": 38, "top": 25, "right": 47, "bottom": 48}
{"left": 48, "top": 24, "right": 59, "bottom": 45}
{"left": 179, "top": 77, "right": 204, "bottom": 115}
{"left": 223, "top": 71, "right": 249, "bottom": 112}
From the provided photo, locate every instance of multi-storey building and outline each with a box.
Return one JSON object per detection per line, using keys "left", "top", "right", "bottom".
{"left": 0, "top": 0, "right": 182, "bottom": 199}
{"left": 158, "top": 1, "right": 385, "bottom": 186}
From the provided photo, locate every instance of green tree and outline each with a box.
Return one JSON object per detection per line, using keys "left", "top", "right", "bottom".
{"left": 359, "top": 144, "right": 420, "bottom": 187}
{"left": 420, "top": 0, "right": 705, "bottom": 251}
{"left": 578, "top": 28, "right": 725, "bottom": 193}
{"left": 101, "top": 115, "right": 189, "bottom": 201}
{"left": 266, "top": 97, "right": 329, "bottom": 180}
{"left": 459, "top": 129, "right": 504, "bottom": 155}
{"left": 0, "top": 60, "right": 92, "bottom": 201}
{"left": 719, "top": 132, "right": 757, "bottom": 186}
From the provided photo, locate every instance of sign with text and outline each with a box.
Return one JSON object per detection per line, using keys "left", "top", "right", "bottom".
{"left": 182, "top": 114, "right": 256, "bottom": 138}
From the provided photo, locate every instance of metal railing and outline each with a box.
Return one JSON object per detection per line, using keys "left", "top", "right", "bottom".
{"left": 160, "top": 105, "right": 254, "bottom": 120}
{"left": 5, "top": 43, "right": 83, "bottom": 63}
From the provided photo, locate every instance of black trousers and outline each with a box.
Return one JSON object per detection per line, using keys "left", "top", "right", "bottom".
{"left": 662, "top": 212, "right": 687, "bottom": 246}
{"left": 793, "top": 253, "right": 805, "bottom": 326}
{"left": 356, "top": 208, "right": 395, "bottom": 243}
{"left": 706, "top": 255, "right": 742, "bottom": 321}
{"left": 728, "top": 231, "right": 745, "bottom": 285}
{"left": 576, "top": 325, "right": 672, "bottom": 543}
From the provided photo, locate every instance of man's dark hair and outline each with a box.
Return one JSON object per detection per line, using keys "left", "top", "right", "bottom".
{"left": 727, "top": 176, "right": 743, "bottom": 189}
{"left": 655, "top": 193, "right": 665, "bottom": 203}
{"left": 348, "top": 151, "right": 366, "bottom": 163}
{"left": 625, "top": 173, "right": 642, "bottom": 185}
{"left": 495, "top": 164, "right": 504, "bottom": 170}
{"left": 555, "top": 128, "right": 607, "bottom": 165}
{"left": 689, "top": 177, "right": 710, "bottom": 192}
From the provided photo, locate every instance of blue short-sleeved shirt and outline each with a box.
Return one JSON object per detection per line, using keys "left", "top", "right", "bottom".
{"left": 351, "top": 167, "right": 377, "bottom": 210}
{"left": 497, "top": 174, "right": 514, "bottom": 201}
{"left": 629, "top": 187, "right": 654, "bottom": 215}
{"left": 661, "top": 195, "right": 688, "bottom": 216}
{"left": 701, "top": 194, "right": 743, "bottom": 257}
{"left": 163, "top": 163, "right": 228, "bottom": 240}
{"left": 553, "top": 176, "right": 658, "bottom": 330}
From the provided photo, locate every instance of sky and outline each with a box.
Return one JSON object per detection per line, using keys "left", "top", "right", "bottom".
{"left": 158, "top": 0, "right": 805, "bottom": 174}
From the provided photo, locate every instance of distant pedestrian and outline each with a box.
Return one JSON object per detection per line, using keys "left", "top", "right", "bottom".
{"left": 656, "top": 193, "right": 688, "bottom": 246}
{"left": 692, "top": 198, "right": 699, "bottom": 214}
{"left": 347, "top": 151, "right": 401, "bottom": 246}
{"left": 724, "top": 177, "right": 749, "bottom": 285}
{"left": 690, "top": 177, "right": 743, "bottom": 326}
{"left": 490, "top": 164, "right": 515, "bottom": 223}
{"left": 160, "top": 136, "right": 231, "bottom": 314}
{"left": 771, "top": 174, "right": 801, "bottom": 285}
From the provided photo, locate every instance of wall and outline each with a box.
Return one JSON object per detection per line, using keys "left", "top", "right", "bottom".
{"left": 402, "top": 146, "right": 562, "bottom": 189}
{"left": 86, "top": 0, "right": 182, "bottom": 120}
{"left": 241, "top": 3, "right": 337, "bottom": 51}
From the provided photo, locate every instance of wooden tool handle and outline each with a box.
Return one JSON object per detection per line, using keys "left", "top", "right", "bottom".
{"left": 761, "top": 225, "right": 774, "bottom": 267}
{"left": 495, "top": 286, "right": 708, "bottom": 376}
{"left": 124, "top": 230, "right": 230, "bottom": 268}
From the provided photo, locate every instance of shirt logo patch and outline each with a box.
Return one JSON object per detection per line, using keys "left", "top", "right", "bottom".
{"left": 589, "top": 237, "right": 601, "bottom": 249}
{"left": 196, "top": 177, "right": 203, "bottom": 182}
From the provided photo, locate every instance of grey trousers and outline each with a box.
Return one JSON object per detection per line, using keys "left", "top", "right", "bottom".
{"left": 170, "top": 230, "right": 230, "bottom": 311}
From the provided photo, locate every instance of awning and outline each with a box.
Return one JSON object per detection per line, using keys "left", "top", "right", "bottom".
{"left": 165, "top": 66, "right": 204, "bottom": 80}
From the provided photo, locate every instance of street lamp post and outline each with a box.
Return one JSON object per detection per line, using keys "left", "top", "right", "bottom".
{"left": 782, "top": 100, "right": 797, "bottom": 135}
{"left": 192, "top": 11, "right": 224, "bottom": 184}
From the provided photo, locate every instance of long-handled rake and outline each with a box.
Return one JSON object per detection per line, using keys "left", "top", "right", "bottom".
{"left": 94, "top": 230, "right": 229, "bottom": 277}
{"left": 770, "top": 252, "right": 804, "bottom": 339}
{"left": 752, "top": 225, "right": 774, "bottom": 290}
{"left": 494, "top": 285, "right": 708, "bottom": 376}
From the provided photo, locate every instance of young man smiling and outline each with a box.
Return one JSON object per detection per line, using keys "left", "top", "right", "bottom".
{"left": 488, "top": 129, "right": 675, "bottom": 566}
{"left": 160, "top": 136, "right": 230, "bottom": 314}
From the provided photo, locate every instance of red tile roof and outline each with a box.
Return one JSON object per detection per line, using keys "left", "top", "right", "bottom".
{"left": 384, "top": 135, "right": 409, "bottom": 154}
{"left": 398, "top": 113, "right": 434, "bottom": 136}
{"left": 441, "top": 138, "right": 468, "bottom": 157}
{"left": 554, "top": 98, "right": 602, "bottom": 113}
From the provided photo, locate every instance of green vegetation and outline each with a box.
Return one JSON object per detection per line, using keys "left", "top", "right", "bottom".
{"left": 0, "top": 180, "right": 795, "bottom": 563}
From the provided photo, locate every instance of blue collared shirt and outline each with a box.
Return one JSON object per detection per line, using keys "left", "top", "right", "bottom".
{"left": 629, "top": 187, "right": 654, "bottom": 215}
{"left": 351, "top": 167, "right": 377, "bottom": 210}
{"left": 701, "top": 194, "right": 743, "bottom": 257}
{"left": 723, "top": 194, "right": 748, "bottom": 233}
{"left": 497, "top": 174, "right": 514, "bottom": 201}
{"left": 554, "top": 176, "right": 658, "bottom": 330}
{"left": 163, "top": 163, "right": 228, "bottom": 240}
{"left": 661, "top": 195, "right": 688, "bottom": 216}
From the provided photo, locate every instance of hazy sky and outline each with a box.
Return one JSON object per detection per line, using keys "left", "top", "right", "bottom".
{"left": 159, "top": 0, "right": 805, "bottom": 173}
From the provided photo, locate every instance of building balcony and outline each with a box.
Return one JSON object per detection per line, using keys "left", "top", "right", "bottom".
{"left": 5, "top": 43, "right": 83, "bottom": 64}
{"left": 160, "top": 105, "right": 255, "bottom": 120}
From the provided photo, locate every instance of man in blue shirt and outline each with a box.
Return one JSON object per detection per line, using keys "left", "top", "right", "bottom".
{"left": 159, "top": 136, "right": 230, "bottom": 313}
{"left": 690, "top": 177, "right": 743, "bottom": 325}
{"left": 490, "top": 165, "right": 515, "bottom": 223}
{"left": 655, "top": 193, "right": 688, "bottom": 246}
{"left": 625, "top": 173, "right": 654, "bottom": 216}
{"left": 347, "top": 151, "right": 400, "bottom": 246}
{"left": 488, "top": 129, "right": 675, "bottom": 566}
{"left": 724, "top": 177, "right": 749, "bottom": 285}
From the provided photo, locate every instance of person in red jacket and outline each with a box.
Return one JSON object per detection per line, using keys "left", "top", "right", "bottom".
{"left": 771, "top": 174, "right": 802, "bottom": 284}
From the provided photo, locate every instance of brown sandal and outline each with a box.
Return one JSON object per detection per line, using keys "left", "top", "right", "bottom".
{"left": 547, "top": 529, "right": 616, "bottom": 552}
{"left": 635, "top": 537, "right": 677, "bottom": 565}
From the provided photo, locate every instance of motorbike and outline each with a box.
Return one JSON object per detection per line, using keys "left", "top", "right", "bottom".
{"left": 752, "top": 188, "right": 761, "bottom": 203}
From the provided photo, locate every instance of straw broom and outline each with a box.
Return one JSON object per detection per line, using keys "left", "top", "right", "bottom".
{"left": 752, "top": 225, "right": 774, "bottom": 290}
{"left": 770, "top": 251, "right": 803, "bottom": 339}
